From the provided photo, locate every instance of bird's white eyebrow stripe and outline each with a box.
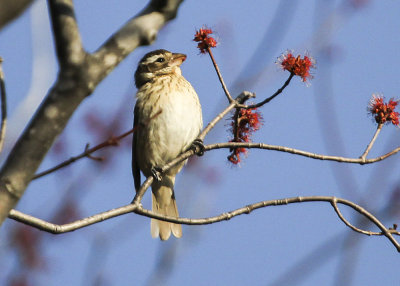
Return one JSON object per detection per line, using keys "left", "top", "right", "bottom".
{"left": 143, "top": 54, "right": 164, "bottom": 64}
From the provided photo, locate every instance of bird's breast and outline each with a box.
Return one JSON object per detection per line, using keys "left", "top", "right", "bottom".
{"left": 135, "top": 75, "right": 202, "bottom": 175}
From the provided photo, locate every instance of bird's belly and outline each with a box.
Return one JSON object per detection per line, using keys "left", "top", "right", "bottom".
{"left": 136, "top": 93, "right": 202, "bottom": 176}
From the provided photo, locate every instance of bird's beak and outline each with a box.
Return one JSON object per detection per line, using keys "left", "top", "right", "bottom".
{"left": 169, "top": 53, "right": 187, "bottom": 67}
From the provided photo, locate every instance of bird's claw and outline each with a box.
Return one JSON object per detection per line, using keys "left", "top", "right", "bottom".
{"left": 191, "top": 139, "right": 205, "bottom": 156}
{"left": 151, "top": 166, "right": 163, "bottom": 181}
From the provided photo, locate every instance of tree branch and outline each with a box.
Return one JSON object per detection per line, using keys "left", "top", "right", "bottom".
{"left": 205, "top": 45, "right": 293, "bottom": 110}
{"left": 92, "top": 0, "right": 183, "bottom": 80}
{"left": 47, "top": 0, "right": 85, "bottom": 68}
{"left": 32, "top": 128, "right": 136, "bottom": 180}
{"left": 204, "top": 142, "right": 400, "bottom": 164}
{"left": 33, "top": 109, "right": 163, "bottom": 179}
{"left": 0, "top": 57, "right": 7, "bottom": 153}
{"left": 0, "top": 0, "right": 184, "bottom": 226}
{"left": 240, "top": 72, "right": 294, "bottom": 109}
{"left": 0, "top": 0, "right": 34, "bottom": 30}
{"left": 360, "top": 123, "right": 383, "bottom": 160}
{"left": 206, "top": 47, "right": 234, "bottom": 103}
{"left": 8, "top": 196, "right": 400, "bottom": 251}
{"left": 198, "top": 91, "right": 255, "bottom": 141}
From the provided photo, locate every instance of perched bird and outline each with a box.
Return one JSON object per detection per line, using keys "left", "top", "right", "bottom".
{"left": 132, "top": 49, "right": 203, "bottom": 240}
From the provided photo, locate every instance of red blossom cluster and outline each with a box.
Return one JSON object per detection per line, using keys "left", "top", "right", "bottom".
{"left": 228, "top": 108, "right": 263, "bottom": 164}
{"left": 368, "top": 95, "right": 400, "bottom": 126}
{"left": 193, "top": 27, "right": 217, "bottom": 54}
{"left": 277, "top": 51, "right": 315, "bottom": 83}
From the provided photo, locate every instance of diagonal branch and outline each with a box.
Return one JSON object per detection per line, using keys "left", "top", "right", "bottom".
{"left": 33, "top": 109, "right": 163, "bottom": 179}
{"left": 231, "top": 72, "right": 294, "bottom": 109}
{"left": 360, "top": 123, "right": 383, "bottom": 160}
{"left": 330, "top": 199, "right": 381, "bottom": 236}
{"left": 205, "top": 44, "right": 293, "bottom": 110}
{"left": 32, "top": 128, "right": 136, "bottom": 180}
{"left": 92, "top": 0, "right": 183, "bottom": 79}
{"left": 198, "top": 91, "right": 255, "bottom": 141}
{"left": 206, "top": 47, "right": 234, "bottom": 103}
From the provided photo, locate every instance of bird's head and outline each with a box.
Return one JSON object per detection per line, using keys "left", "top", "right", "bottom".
{"left": 134, "top": 49, "right": 187, "bottom": 88}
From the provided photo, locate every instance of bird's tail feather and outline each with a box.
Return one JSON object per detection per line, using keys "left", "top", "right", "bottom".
{"left": 151, "top": 182, "right": 182, "bottom": 240}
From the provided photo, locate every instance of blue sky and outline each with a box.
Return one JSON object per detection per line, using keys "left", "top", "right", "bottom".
{"left": 1, "top": 0, "right": 400, "bottom": 285}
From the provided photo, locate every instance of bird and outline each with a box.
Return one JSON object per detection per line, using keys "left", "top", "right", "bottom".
{"left": 132, "top": 49, "right": 203, "bottom": 240}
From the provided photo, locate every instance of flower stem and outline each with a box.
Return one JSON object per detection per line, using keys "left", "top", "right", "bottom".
{"left": 207, "top": 47, "right": 234, "bottom": 103}
{"left": 238, "top": 72, "right": 294, "bottom": 109}
{"left": 360, "top": 123, "right": 383, "bottom": 160}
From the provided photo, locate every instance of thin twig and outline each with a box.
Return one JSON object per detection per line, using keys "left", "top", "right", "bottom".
{"left": 131, "top": 176, "right": 153, "bottom": 205}
{"left": 207, "top": 47, "right": 293, "bottom": 110}
{"left": 360, "top": 123, "right": 383, "bottom": 160}
{"left": 207, "top": 47, "right": 234, "bottom": 103}
{"left": 199, "top": 91, "right": 255, "bottom": 140}
{"left": 33, "top": 127, "right": 136, "bottom": 180}
{"left": 204, "top": 142, "right": 400, "bottom": 165}
{"left": 8, "top": 196, "right": 400, "bottom": 251}
{"left": 237, "top": 72, "right": 295, "bottom": 109}
{"left": 330, "top": 200, "right": 381, "bottom": 236}
{"left": 329, "top": 199, "right": 400, "bottom": 250}
{"left": 0, "top": 57, "right": 7, "bottom": 153}
{"left": 33, "top": 110, "right": 162, "bottom": 180}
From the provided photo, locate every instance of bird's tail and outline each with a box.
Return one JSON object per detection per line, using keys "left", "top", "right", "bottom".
{"left": 151, "top": 177, "right": 182, "bottom": 240}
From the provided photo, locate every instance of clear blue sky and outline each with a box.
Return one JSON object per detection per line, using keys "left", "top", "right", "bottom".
{"left": 1, "top": 0, "right": 399, "bottom": 285}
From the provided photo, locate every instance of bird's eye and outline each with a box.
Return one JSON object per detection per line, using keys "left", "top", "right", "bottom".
{"left": 156, "top": 57, "right": 165, "bottom": 63}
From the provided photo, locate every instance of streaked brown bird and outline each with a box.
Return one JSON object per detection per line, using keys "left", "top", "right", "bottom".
{"left": 132, "top": 49, "right": 203, "bottom": 240}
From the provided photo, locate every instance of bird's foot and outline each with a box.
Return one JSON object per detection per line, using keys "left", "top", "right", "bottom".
{"left": 151, "top": 166, "right": 163, "bottom": 181}
{"left": 191, "top": 139, "right": 205, "bottom": 156}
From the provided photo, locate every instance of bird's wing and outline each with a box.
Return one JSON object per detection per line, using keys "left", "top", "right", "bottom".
{"left": 132, "top": 104, "right": 141, "bottom": 193}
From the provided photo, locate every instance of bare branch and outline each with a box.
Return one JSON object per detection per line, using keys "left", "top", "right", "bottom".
{"left": 205, "top": 46, "right": 293, "bottom": 110}
{"left": 8, "top": 196, "right": 400, "bottom": 251}
{"left": 330, "top": 199, "right": 381, "bottom": 236}
{"left": 329, "top": 198, "right": 400, "bottom": 251}
{"left": 93, "top": 0, "right": 184, "bottom": 79}
{"left": 206, "top": 47, "right": 234, "bottom": 103}
{"left": 9, "top": 204, "right": 137, "bottom": 233}
{"left": 0, "top": 0, "right": 34, "bottom": 30}
{"left": 198, "top": 91, "right": 255, "bottom": 141}
{"left": 47, "top": 0, "right": 85, "bottom": 68}
{"left": 33, "top": 128, "right": 136, "bottom": 180}
{"left": 204, "top": 142, "right": 400, "bottom": 164}
{"left": 0, "top": 57, "right": 7, "bottom": 153}
{"left": 360, "top": 123, "right": 383, "bottom": 160}
{"left": 33, "top": 110, "right": 163, "bottom": 180}
{"left": 237, "top": 72, "right": 294, "bottom": 109}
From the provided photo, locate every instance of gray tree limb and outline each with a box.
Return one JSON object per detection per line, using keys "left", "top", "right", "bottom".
{"left": 0, "top": 0, "right": 35, "bottom": 30}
